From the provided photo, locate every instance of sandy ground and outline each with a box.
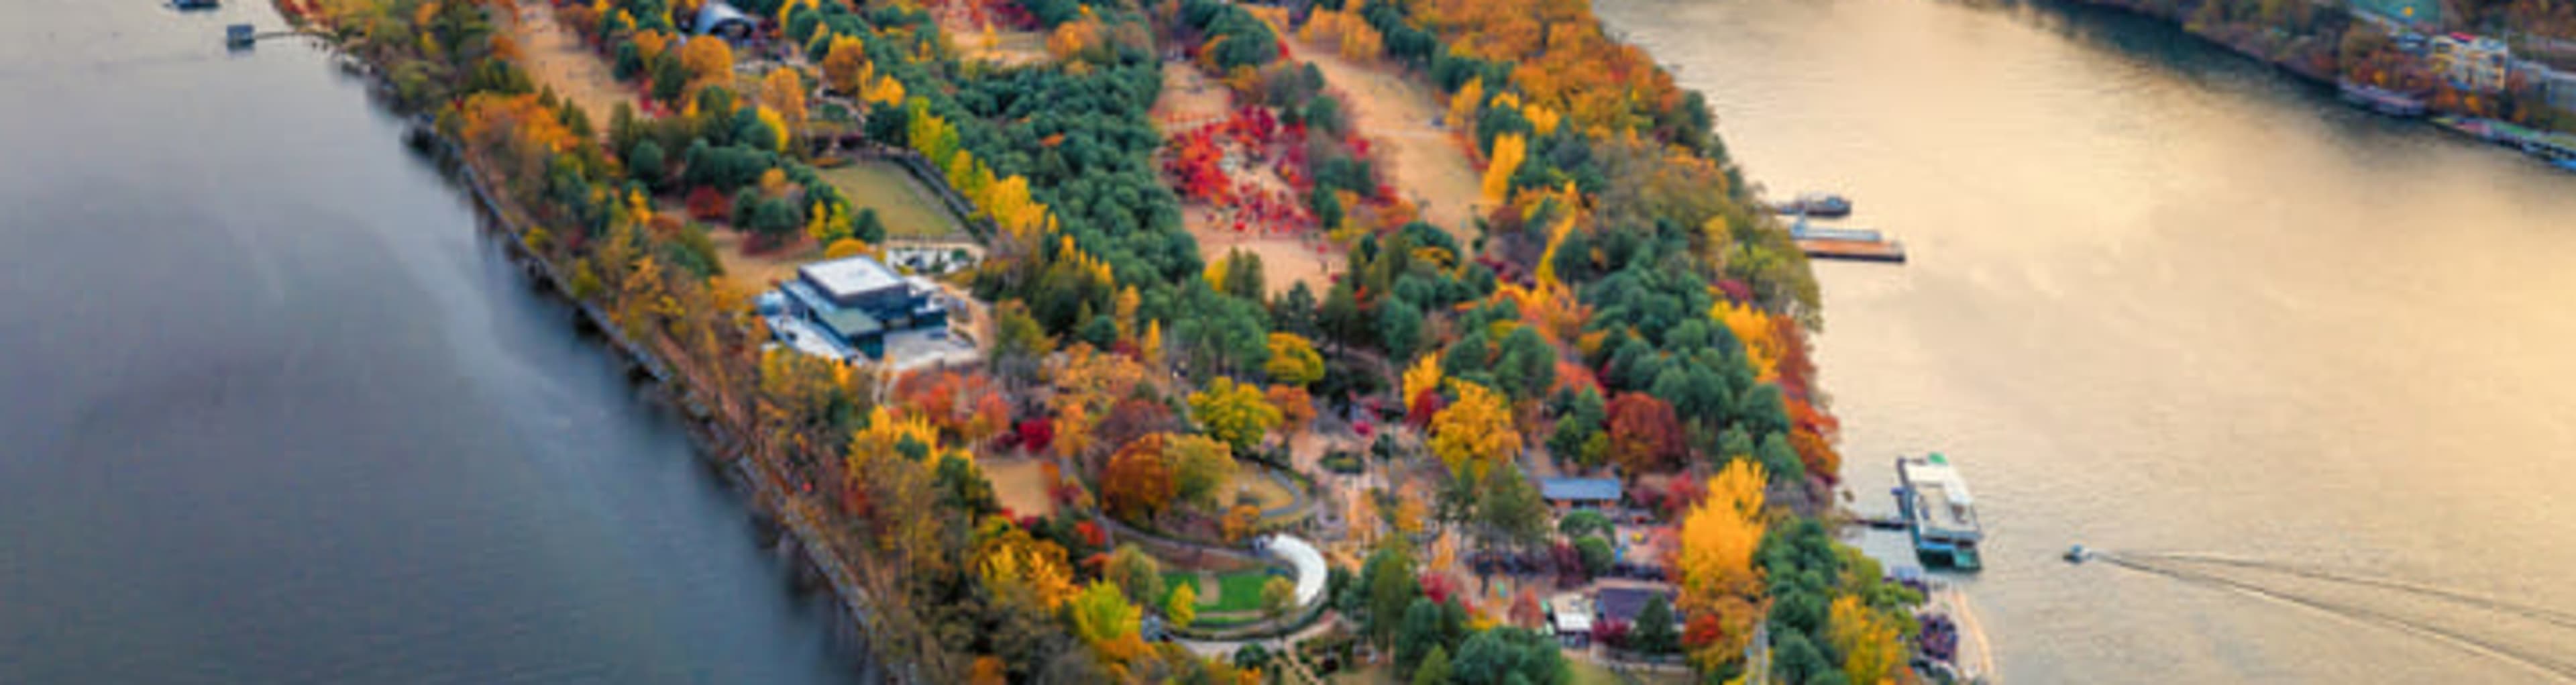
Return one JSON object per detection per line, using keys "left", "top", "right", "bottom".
{"left": 708, "top": 227, "right": 814, "bottom": 294}
{"left": 1292, "top": 42, "right": 1485, "bottom": 245}
{"left": 1157, "top": 64, "right": 1340, "bottom": 298}
{"left": 936, "top": 3, "right": 1052, "bottom": 67}
{"left": 507, "top": 5, "right": 635, "bottom": 135}
{"left": 983, "top": 457, "right": 1060, "bottom": 518}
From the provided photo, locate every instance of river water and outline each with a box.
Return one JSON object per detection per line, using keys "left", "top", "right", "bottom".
{"left": 0, "top": 2, "right": 854, "bottom": 682}
{"left": 1597, "top": 0, "right": 2576, "bottom": 681}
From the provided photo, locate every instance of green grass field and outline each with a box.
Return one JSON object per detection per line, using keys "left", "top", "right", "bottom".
{"left": 818, "top": 160, "right": 966, "bottom": 241}
{"left": 1161, "top": 570, "right": 1283, "bottom": 614}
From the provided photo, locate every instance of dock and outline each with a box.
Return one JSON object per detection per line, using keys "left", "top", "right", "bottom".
{"left": 1796, "top": 238, "right": 1907, "bottom": 263}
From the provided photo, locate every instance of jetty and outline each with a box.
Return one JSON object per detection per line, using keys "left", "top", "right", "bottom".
{"left": 2338, "top": 80, "right": 2427, "bottom": 117}
{"left": 1794, "top": 238, "right": 1908, "bottom": 263}
{"left": 1788, "top": 217, "right": 1907, "bottom": 263}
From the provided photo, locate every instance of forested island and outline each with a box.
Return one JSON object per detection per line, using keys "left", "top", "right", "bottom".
{"left": 278, "top": 0, "right": 1932, "bottom": 681}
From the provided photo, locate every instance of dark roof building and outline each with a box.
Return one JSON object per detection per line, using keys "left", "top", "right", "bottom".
{"left": 769, "top": 256, "right": 947, "bottom": 361}
{"left": 1594, "top": 587, "right": 1676, "bottom": 626}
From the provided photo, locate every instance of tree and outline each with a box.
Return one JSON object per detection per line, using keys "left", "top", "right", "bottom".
{"left": 1188, "top": 376, "right": 1282, "bottom": 454}
{"left": 759, "top": 66, "right": 808, "bottom": 134}
{"left": 1104, "top": 545, "right": 1165, "bottom": 615}
{"left": 1260, "top": 575, "right": 1297, "bottom": 625}
{"left": 1102, "top": 439, "right": 1176, "bottom": 521}
{"left": 1430, "top": 381, "right": 1521, "bottom": 482}
{"left": 1574, "top": 536, "right": 1614, "bottom": 577}
{"left": 628, "top": 139, "right": 667, "bottom": 189}
{"left": 1168, "top": 581, "right": 1199, "bottom": 630}
{"left": 679, "top": 36, "right": 734, "bottom": 93}
{"left": 1163, "top": 432, "right": 1238, "bottom": 510}
{"left": 1364, "top": 543, "right": 1421, "bottom": 650}
{"left": 1412, "top": 645, "right": 1452, "bottom": 685}
{"left": 1483, "top": 132, "right": 1527, "bottom": 203}
{"left": 1558, "top": 510, "right": 1613, "bottom": 540}
{"left": 1632, "top": 594, "right": 1678, "bottom": 657}
{"left": 1222, "top": 502, "right": 1262, "bottom": 543}
{"left": 1067, "top": 582, "right": 1148, "bottom": 664}
{"left": 1548, "top": 387, "right": 1605, "bottom": 464}
{"left": 1265, "top": 384, "right": 1316, "bottom": 437}
{"left": 1263, "top": 332, "right": 1326, "bottom": 386}
{"left": 1677, "top": 460, "right": 1768, "bottom": 670}
{"left": 1473, "top": 466, "right": 1550, "bottom": 552}
{"left": 1605, "top": 392, "right": 1684, "bottom": 473}
{"left": 1396, "top": 596, "right": 1464, "bottom": 668}
{"left": 1828, "top": 594, "right": 1904, "bottom": 685}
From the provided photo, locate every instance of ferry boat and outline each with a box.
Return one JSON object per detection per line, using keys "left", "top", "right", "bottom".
{"left": 1776, "top": 192, "right": 1852, "bottom": 218}
{"left": 1896, "top": 454, "right": 1983, "bottom": 570}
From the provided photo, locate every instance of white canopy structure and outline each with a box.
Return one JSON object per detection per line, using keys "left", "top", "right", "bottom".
{"left": 1258, "top": 534, "right": 1327, "bottom": 608}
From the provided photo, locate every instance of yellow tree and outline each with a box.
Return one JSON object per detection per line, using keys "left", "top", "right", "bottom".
{"left": 1188, "top": 376, "right": 1282, "bottom": 454}
{"left": 1712, "top": 299, "right": 1782, "bottom": 384}
{"left": 1678, "top": 459, "right": 1768, "bottom": 669}
{"left": 820, "top": 34, "right": 870, "bottom": 95}
{"left": 1067, "top": 582, "right": 1148, "bottom": 666}
{"left": 1429, "top": 380, "right": 1519, "bottom": 482}
{"left": 1446, "top": 76, "right": 1485, "bottom": 131}
{"left": 1263, "top": 332, "right": 1325, "bottom": 386}
{"left": 1829, "top": 594, "right": 1905, "bottom": 685}
{"left": 1167, "top": 582, "right": 1199, "bottom": 629}
{"left": 678, "top": 36, "right": 735, "bottom": 94}
{"left": 759, "top": 67, "right": 808, "bottom": 134}
{"left": 1483, "top": 133, "right": 1527, "bottom": 205}
{"left": 973, "top": 517, "right": 1077, "bottom": 609}
{"left": 1401, "top": 353, "right": 1443, "bottom": 407}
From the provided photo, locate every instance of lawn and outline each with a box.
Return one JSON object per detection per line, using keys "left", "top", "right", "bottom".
{"left": 818, "top": 160, "right": 967, "bottom": 241}
{"left": 1161, "top": 570, "right": 1282, "bottom": 614}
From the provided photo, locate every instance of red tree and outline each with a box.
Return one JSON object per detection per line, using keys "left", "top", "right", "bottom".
{"left": 1605, "top": 392, "right": 1685, "bottom": 473}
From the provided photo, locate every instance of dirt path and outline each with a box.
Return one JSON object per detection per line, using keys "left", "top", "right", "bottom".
{"left": 506, "top": 5, "right": 635, "bottom": 135}
{"left": 1292, "top": 42, "right": 1485, "bottom": 245}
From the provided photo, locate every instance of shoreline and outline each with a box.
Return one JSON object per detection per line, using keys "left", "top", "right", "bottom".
{"left": 2055, "top": 0, "right": 2576, "bottom": 169}
{"left": 282, "top": 13, "right": 898, "bottom": 680}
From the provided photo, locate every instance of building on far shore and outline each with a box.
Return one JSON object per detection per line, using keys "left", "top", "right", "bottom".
{"left": 758, "top": 255, "right": 950, "bottom": 362}
{"left": 2431, "top": 34, "right": 2511, "bottom": 93}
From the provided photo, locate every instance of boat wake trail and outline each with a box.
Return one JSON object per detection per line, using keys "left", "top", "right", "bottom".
{"left": 2091, "top": 550, "right": 2576, "bottom": 682}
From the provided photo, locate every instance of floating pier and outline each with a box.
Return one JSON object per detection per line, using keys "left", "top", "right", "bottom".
{"left": 1797, "top": 238, "right": 1908, "bottom": 263}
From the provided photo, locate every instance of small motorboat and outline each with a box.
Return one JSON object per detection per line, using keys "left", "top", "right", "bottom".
{"left": 2063, "top": 544, "right": 2089, "bottom": 564}
{"left": 1776, "top": 192, "right": 1852, "bottom": 218}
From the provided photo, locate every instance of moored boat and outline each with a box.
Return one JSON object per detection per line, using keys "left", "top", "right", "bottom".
{"left": 1896, "top": 454, "right": 1982, "bottom": 570}
{"left": 1776, "top": 192, "right": 1852, "bottom": 218}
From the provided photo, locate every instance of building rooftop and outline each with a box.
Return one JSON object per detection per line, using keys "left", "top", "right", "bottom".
{"left": 800, "top": 256, "right": 906, "bottom": 301}
{"left": 1539, "top": 477, "right": 1622, "bottom": 503}
{"left": 1595, "top": 587, "right": 1674, "bottom": 625}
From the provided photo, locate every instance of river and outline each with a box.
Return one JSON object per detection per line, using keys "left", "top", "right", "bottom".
{"left": 1596, "top": 0, "right": 2576, "bottom": 681}
{"left": 0, "top": 2, "right": 855, "bottom": 682}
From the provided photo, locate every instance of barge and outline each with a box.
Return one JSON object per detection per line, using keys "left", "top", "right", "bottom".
{"left": 1896, "top": 454, "right": 1982, "bottom": 570}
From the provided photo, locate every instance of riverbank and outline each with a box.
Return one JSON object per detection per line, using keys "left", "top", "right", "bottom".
{"left": 2057, "top": 0, "right": 2576, "bottom": 163}
{"left": 274, "top": 4, "right": 894, "bottom": 678}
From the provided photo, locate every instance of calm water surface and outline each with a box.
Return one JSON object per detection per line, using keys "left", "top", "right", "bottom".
{"left": 0, "top": 2, "right": 854, "bottom": 682}
{"left": 1597, "top": 0, "right": 2576, "bottom": 681}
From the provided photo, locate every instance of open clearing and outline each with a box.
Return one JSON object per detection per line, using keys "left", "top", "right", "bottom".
{"left": 708, "top": 227, "right": 814, "bottom": 293}
{"left": 983, "top": 457, "right": 1059, "bottom": 518}
{"left": 820, "top": 161, "right": 969, "bottom": 241}
{"left": 1291, "top": 42, "right": 1484, "bottom": 244}
{"left": 1157, "top": 63, "right": 1340, "bottom": 298}
{"left": 504, "top": 5, "right": 633, "bottom": 135}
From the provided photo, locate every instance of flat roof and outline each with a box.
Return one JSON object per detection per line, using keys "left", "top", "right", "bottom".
{"left": 1539, "top": 477, "right": 1621, "bottom": 502}
{"left": 800, "top": 256, "right": 905, "bottom": 300}
{"left": 1595, "top": 587, "right": 1674, "bottom": 624}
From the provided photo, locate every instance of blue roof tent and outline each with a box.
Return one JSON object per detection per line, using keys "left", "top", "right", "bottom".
{"left": 1538, "top": 477, "right": 1621, "bottom": 504}
{"left": 692, "top": 1, "right": 757, "bottom": 41}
